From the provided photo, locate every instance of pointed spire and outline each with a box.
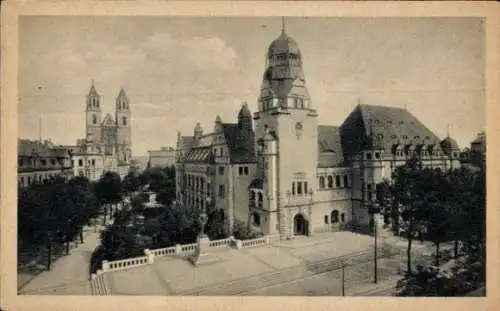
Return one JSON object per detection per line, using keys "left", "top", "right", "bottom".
{"left": 89, "top": 79, "right": 99, "bottom": 96}
{"left": 117, "top": 87, "right": 127, "bottom": 98}
{"left": 446, "top": 124, "right": 450, "bottom": 137}
{"left": 281, "top": 16, "right": 286, "bottom": 34}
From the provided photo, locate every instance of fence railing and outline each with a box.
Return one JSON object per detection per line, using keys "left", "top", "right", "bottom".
{"left": 209, "top": 237, "right": 233, "bottom": 248}
{"left": 240, "top": 236, "right": 268, "bottom": 248}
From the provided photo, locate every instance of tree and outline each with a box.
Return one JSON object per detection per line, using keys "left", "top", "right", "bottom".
{"left": 121, "top": 171, "right": 141, "bottom": 196}
{"left": 95, "top": 172, "right": 123, "bottom": 224}
{"left": 382, "top": 158, "right": 433, "bottom": 275}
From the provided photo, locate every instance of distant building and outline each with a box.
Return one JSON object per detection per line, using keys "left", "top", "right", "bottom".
{"left": 148, "top": 147, "right": 176, "bottom": 168}
{"left": 63, "top": 81, "right": 132, "bottom": 180}
{"left": 18, "top": 139, "right": 73, "bottom": 187}
{"left": 175, "top": 24, "right": 461, "bottom": 240}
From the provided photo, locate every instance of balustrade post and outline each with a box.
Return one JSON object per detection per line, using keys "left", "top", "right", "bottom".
{"left": 145, "top": 249, "right": 155, "bottom": 264}
{"left": 235, "top": 239, "right": 242, "bottom": 249}
{"left": 175, "top": 244, "right": 182, "bottom": 254}
{"left": 101, "top": 261, "right": 109, "bottom": 272}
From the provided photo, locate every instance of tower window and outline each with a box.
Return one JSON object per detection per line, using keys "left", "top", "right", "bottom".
{"left": 327, "top": 175, "right": 333, "bottom": 188}
{"left": 319, "top": 176, "right": 325, "bottom": 189}
{"left": 92, "top": 114, "right": 97, "bottom": 124}
{"left": 122, "top": 116, "right": 127, "bottom": 126}
{"left": 335, "top": 175, "right": 341, "bottom": 187}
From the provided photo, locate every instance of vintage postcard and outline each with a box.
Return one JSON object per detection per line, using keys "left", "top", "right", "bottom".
{"left": 1, "top": 1, "right": 498, "bottom": 311}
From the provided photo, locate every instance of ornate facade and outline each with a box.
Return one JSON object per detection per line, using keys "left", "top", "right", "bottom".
{"left": 176, "top": 25, "right": 461, "bottom": 240}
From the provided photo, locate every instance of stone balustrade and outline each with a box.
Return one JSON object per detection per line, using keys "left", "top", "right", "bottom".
{"left": 151, "top": 246, "right": 177, "bottom": 257}
{"left": 102, "top": 256, "right": 149, "bottom": 272}
{"left": 240, "top": 236, "right": 270, "bottom": 248}
{"left": 208, "top": 237, "right": 232, "bottom": 248}
{"left": 96, "top": 235, "right": 273, "bottom": 278}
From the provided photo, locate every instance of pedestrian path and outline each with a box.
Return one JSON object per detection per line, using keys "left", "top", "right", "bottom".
{"left": 18, "top": 225, "right": 103, "bottom": 295}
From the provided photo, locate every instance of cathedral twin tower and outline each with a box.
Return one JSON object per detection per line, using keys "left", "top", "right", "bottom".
{"left": 85, "top": 81, "right": 132, "bottom": 164}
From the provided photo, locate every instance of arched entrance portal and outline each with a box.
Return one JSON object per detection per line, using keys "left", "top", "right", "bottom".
{"left": 293, "top": 214, "right": 308, "bottom": 236}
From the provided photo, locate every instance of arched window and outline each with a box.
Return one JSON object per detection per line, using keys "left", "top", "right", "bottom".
{"left": 258, "top": 192, "right": 263, "bottom": 208}
{"left": 341, "top": 213, "right": 345, "bottom": 222}
{"left": 122, "top": 116, "right": 127, "bottom": 126}
{"left": 249, "top": 191, "right": 256, "bottom": 208}
{"left": 327, "top": 175, "right": 333, "bottom": 188}
{"left": 335, "top": 175, "right": 341, "bottom": 187}
{"left": 319, "top": 176, "right": 325, "bottom": 189}
{"left": 331, "top": 210, "right": 339, "bottom": 224}
{"left": 92, "top": 114, "right": 97, "bottom": 124}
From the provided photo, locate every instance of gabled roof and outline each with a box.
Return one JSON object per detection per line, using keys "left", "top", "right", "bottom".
{"left": 101, "top": 113, "right": 115, "bottom": 127}
{"left": 317, "top": 125, "right": 344, "bottom": 167}
{"left": 221, "top": 123, "right": 256, "bottom": 164}
{"left": 340, "top": 104, "right": 443, "bottom": 156}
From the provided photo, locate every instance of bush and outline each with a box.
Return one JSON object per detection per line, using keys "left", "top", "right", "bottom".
{"left": 232, "top": 220, "right": 263, "bottom": 241}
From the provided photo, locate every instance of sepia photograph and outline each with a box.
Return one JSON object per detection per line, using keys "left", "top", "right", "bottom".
{"left": 13, "top": 14, "right": 487, "bottom": 297}
{"left": 2, "top": 2, "right": 497, "bottom": 310}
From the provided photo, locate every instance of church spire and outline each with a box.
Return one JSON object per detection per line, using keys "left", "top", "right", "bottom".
{"left": 281, "top": 16, "right": 286, "bottom": 34}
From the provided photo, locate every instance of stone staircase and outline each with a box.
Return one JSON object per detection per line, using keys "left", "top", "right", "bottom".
{"left": 178, "top": 245, "right": 400, "bottom": 296}
{"left": 90, "top": 272, "right": 109, "bottom": 295}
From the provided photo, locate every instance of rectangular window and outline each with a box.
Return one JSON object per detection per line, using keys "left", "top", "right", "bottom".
{"left": 78, "top": 159, "right": 83, "bottom": 167}
{"left": 304, "top": 181, "right": 308, "bottom": 194}
{"left": 92, "top": 159, "right": 96, "bottom": 166}
{"left": 335, "top": 175, "right": 341, "bottom": 187}
{"left": 324, "top": 215, "right": 328, "bottom": 224}
{"left": 18, "top": 159, "right": 23, "bottom": 167}
{"left": 244, "top": 166, "right": 249, "bottom": 175}
{"left": 51, "top": 159, "right": 56, "bottom": 165}
{"left": 218, "top": 184, "right": 225, "bottom": 198}
{"left": 297, "top": 182, "right": 303, "bottom": 195}
{"left": 219, "top": 166, "right": 224, "bottom": 175}
{"left": 41, "top": 159, "right": 47, "bottom": 166}
{"left": 239, "top": 167, "right": 243, "bottom": 175}
{"left": 343, "top": 175, "right": 349, "bottom": 188}
{"left": 292, "top": 182, "right": 296, "bottom": 195}
{"left": 367, "top": 191, "right": 373, "bottom": 201}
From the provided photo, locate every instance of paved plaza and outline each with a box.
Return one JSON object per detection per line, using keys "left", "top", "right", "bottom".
{"left": 18, "top": 227, "right": 444, "bottom": 296}
{"left": 103, "top": 231, "right": 406, "bottom": 296}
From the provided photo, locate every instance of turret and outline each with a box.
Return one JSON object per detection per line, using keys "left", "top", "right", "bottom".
{"left": 85, "top": 80, "right": 102, "bottom": 144}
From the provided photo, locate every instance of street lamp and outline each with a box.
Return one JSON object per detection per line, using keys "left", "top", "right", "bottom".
{"left": 368, "top": 203, "right": 379, "bottom": 284}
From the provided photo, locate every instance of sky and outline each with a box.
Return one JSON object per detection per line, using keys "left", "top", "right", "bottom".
{"left": 19, "top": 16, "right": 485, "bottom": 156}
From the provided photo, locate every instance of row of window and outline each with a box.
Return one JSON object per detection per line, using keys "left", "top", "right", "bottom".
{"left": 291, "top": 180, "right": 309, "bottom": 196}
{"left": 324, "top": 210, "right": 346, "bottom": 224}
{"left": 74, "top": 159, "right": 97, "bottom": 167}
{"left": 19, "top": 172, "right": 65, "bottom": 187}
{"left": 318, "top": 174, "right": 350, "bottom": 189}
{"left": 249, "top": 191, "right": 264, "bottom": 209}
{"left": 19, "top": 158, "right": 58, "bottom": 167}
{"left": 238, "top": 166, "right": 249, "bottom": 176}
{"left": 186, "top": 175, "right": 206, "bottom": 192}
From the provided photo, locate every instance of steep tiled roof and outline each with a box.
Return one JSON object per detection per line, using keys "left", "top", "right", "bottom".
{"left": 18, "top": 139, "right": 70, "bottom": 158}
{"left": 317, "top": 125, "right": 344, "bottom": 167}
{"left": 222, "top": 123, "right": 256, "bottom": 164}
{"left": 184, "top": 146, "right": 214, "bottom": 164}
{"left": 340, "top": 104, "right": 443, "bottom": 156}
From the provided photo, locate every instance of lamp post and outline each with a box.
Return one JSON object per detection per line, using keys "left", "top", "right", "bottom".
{"left": 368, "top": 203, "right": 379, "bottom": 284}
{"left": 341, "top": 261, "right": 346, "bottom": 296}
